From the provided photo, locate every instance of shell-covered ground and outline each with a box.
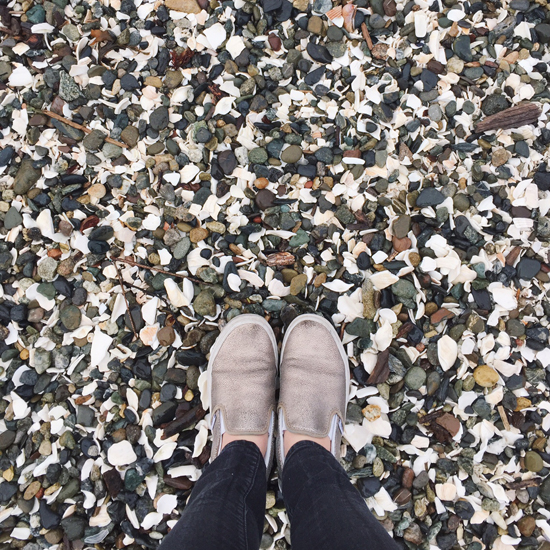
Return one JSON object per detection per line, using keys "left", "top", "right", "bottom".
{"left": 0, "top": 0, "right": 550, "bottom": 547}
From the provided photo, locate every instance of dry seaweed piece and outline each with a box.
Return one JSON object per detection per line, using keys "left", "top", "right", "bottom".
{"left": 367, "top": 349, "right": 390, "bottom": 385}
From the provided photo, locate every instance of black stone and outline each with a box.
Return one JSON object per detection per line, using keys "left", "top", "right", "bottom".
{"left": 0, "top": 146, "right": 15, "bottom": 166}
{"left": 261, "top": 0, "right": 282, "bottom": 11}
{"left": 304, "top": 67, "right": 325, "bottom": 86}
{"left": 471, "top": 288, "right": 491, "bottom": 310}
{"left": 176, "top": 349, "right": 207, "bottom": 366}
{"left": 120, "top": 73, "right": 140, "bottom": 90}
{"left": 454, "top": 500, "right": 474, "bottom": 520}
{"left": 534, "top": 171, "right": 550, "bottom": 191}
{"left": 0, "top": 482, "right": 16, "bottom": 504}
{"left": 306, "top": 43, "right": 333, "bottom": 64}
{"left": 357, "top": 477, "right": 381, "bottom": 498}
{"left": 152, "top": 401, "right": 177, "bottom": 426}
{"left": 415, "top": 188, "right": 445, "bottom": 207}
{"left": 516, "top": 258, "right": 541, "bottom": 279}
{"left": 217, "top": 150, "right": 238, "bottom": 175}
{"left": 40, "top": 500, "right": 61, "bottom": 529}
{"left": 88, "top": 241, "right": 110, "bottom": 254}
{"left": 421, "top": 69, "right": 438, "bottom": 91}
{"left": 89, "top": 226, "right": 114, "bottom": 241}
{"left": 357, "top": 252, "right": 371, "bottom": 270}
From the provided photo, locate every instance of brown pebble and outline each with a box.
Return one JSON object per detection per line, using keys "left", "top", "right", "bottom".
{"left": 254, "top": 177, "right": 269, "bottom": 189}
{"left": 268, "top": 33, "right": 281, "bottom": 51}
{"left": 393, "top": 487, "right": 411, "bottom": 506}
{"left": 314, "top": 272, "right": 327, "bottom": 287}
{"left": 58, "top": 220, "right": 74, "bottom": 236}
{"left": 403, "top": 523, "right": 423, "bottom": 545}
{"left": 157, "top": 326, "right": 176, "bottom": 347}
{"left": 44, "top": 529, "right": 64, "bottom": 545}
{"left": 190, "top": 227, "right": 209, "bottom": 243}
{"left": 431, "top": 308, "right": 455, "bottom": 324}
{"left": 28, "top": 308, "right": 44, "bottom": 323}
{"left": 23, "top": 480, "right": 41, "bottom": 500}
{"left": 447, "top": 514, "right": 461, "bottom": 531}
{"left": 425, "top": 302, "right": 439, "bottom": 316}
{"left": 401, "top": 467, "right": 414, "bottom": 489}
{"left": 392, "top": 236, "right": 412, "bottom": 252}
{"left": 435, "top": 413, "right": 461, "bottom": 437}
{"left": 112, "top": 428, "right": 127, "bottom": 443}
{"left": 383, "top": 0, "right": 397, "bottom": 15}
{"left": 517, "top": 516, "right": 536, "bottom": 537}
{"left": 57, "top": 258, "right": 75, "bottom": 277}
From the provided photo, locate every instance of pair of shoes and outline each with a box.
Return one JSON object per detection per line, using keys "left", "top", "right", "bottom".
{"left": 207, "top": 313, "right": 349, "bottom": 476}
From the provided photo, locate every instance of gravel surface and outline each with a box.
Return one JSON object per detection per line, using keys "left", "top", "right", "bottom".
{"left": 0, "top": 0, "right": 550, "bottom": 548}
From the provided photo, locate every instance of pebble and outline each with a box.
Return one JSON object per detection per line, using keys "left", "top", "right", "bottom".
{"left": 473, "top": 365, "right": 499, "bottom": 387}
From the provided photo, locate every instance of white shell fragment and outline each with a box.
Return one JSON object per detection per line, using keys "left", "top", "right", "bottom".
{"left": 438, "top": 335, "right": 458, "bottom": 371}
{"left": 108, "top": 441, "right": 137, "bottom": 466}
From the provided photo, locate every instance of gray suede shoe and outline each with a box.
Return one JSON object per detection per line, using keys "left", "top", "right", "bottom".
{"left": 277, "top": 314, "right": 349, "bottom": 473}
{"left": 208, "top": 314, "right": 277, "bottom": 472}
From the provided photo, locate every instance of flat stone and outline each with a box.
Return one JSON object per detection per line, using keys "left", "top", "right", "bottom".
{"left": 281, "top": 145, "right": 303, "bottom": 163}
{"left": 392, "top": 215, "right": 411, "bottom": 239}
{"left": 524, "top": 451, "right": 543, "bottom": 472}
{"left": 194, "top": 290, "right": 216, "bottom": 317}
{"left": 60, "top": 305, "right": 82, "bottom": 330}
{"left": 415, "top": 188, "right": 445, "bottom": 207}
{"left": 165, "top": 0, "right": 202, "bottom": 12}
{"left": 14, "top": 159, "right": 41, "bottom": 195}
{"left": 3, "top": 206, "right": 22, "bottom": 229}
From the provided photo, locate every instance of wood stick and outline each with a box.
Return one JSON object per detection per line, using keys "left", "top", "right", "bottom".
{"left": 41, "top": 110, "right": 129, "bottom": 149}
{"left": 497, "top": 405, "right": 510, "bottom": 431}
{"left": 475, "top": 103, "right": 541, "bottom": 133}
{"left": 112, "top": 260, "right": 138, "bottom": 340}
{"left": 112, "top": 256, "right": 207, "bottom": 285}
{"left": 361, "top": 22, "right": 373, "bottom": 51}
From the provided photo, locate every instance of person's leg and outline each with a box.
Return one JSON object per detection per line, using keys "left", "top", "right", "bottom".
{"left": 282, "top": 440, "right": 400, "bottom": 550}
{"left": 158, "top": 440, "right": 266, "bottom": 550}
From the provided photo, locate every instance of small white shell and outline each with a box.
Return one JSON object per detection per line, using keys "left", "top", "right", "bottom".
{"left": 438, "top": 335, "right": 458, "bottom": 371}
{"left": 322, "top": 280, "right": 353, "bottom": 293}
{"left": 164, "top": 279, "right": 190, "bottom": 308}
{"left": 156, "top": 494, "right": 178, "bottom": 515}
{"left": 108, "top": 441, "right": 137, "bottom": 466}
{"left": 153, "top": 442, "right": 178, "bottom": 463}
{"left": 369, "top": 271, "right": 399, "bottom": 290}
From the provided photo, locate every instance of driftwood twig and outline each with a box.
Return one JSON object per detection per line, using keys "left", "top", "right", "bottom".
{"left": 112, "top": 256, "right": 207, "bottom": 285}
{"left": 111, "top": 260, "right": 138, "bottom": 340}
{"left": 475, "top": 103, "right": 541, "bottom": 133}
{"left": 41, "top": 110, "right": 129, "bottom": 149}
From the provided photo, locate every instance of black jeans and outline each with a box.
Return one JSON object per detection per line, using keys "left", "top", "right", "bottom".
{"left": 158, "top": 440, "right": 401, "bottom": 550}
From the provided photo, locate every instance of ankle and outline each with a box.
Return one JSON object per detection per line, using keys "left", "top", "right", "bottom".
{"left": 221, "top": 433, "right": 269, "bottom": 457}
{"left": 283, "top": 432, "right": 331, "bottom": 456}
